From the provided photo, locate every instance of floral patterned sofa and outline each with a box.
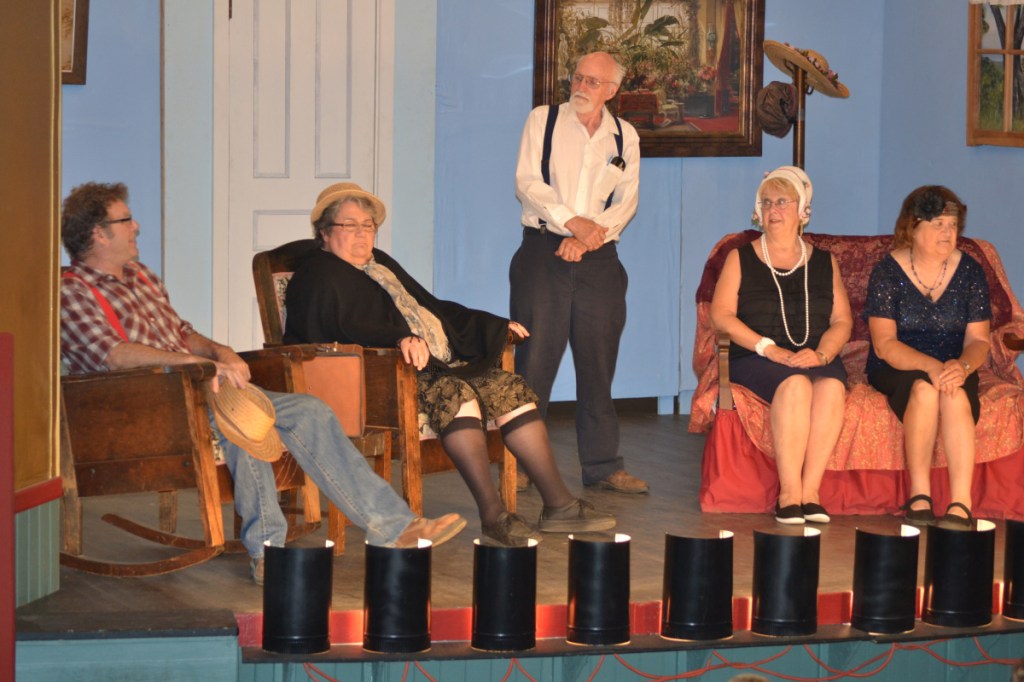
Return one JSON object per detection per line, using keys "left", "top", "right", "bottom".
{"left": 689, "top": 230, "right": 1024, "bottom": 519}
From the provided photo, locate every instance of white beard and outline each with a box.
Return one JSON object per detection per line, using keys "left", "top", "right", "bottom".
{"left": 570, "top": 93, "right": 595, "bottom": 114}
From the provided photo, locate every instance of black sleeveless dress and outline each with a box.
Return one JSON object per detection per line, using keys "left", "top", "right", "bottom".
{"left": 729, "top": 242, "right": 847, "bottom": 403}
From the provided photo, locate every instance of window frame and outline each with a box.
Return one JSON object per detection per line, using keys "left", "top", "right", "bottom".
{"left": 967, "top": 2, "right": 1024, "bottom": 147}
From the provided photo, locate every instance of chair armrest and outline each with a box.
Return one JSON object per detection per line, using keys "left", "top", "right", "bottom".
{"left": 362, "top": 347, "right": 408, "bottom": 430}
{"left": 1005, "top": 331, "right": 1024, "bottom": 352}
{"left": 61, "top": 361, "right": 218, "bottom": 386}
{"left": 241, "top": 344, "right": 319, "bottom": 362}
{"left": 716, "top": 332, "right": 733, "bottom": 411}
{"left": 239, "top": 344, "right": 321, "bottom": 393}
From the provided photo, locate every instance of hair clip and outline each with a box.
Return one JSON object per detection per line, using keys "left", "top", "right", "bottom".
{"left": 912, "top": 190, "right": 949, "bottom": 221}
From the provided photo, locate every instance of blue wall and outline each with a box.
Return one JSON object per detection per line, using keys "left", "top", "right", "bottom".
{"left": 60, "top": 0, "right": 1024, "bottom": 403}
{"left": 433, "top": 0, "right": 890, "bottom": 401}
{"left": 61, "top": 0, "right": 162, "bottom": 273}
{"left": 879, "top": 1, "right": 1024, "bottom": 298}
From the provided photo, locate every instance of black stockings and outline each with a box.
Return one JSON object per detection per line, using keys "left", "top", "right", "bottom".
{"left": 440, "top": 416, "right": 504, "bottom": 525}
{"left": 500, "top": 410, "right": 574, "bottom": 509}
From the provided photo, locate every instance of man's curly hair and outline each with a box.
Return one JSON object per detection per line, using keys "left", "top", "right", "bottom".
{"left": 62, "top": 182, "right": 128, "bottom": 261}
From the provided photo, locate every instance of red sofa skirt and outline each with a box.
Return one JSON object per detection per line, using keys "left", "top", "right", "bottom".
{"left": 699, "top": 409, "right": 1024, "bottom": 520}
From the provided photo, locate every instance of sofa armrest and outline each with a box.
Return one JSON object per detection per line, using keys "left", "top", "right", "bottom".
{"left": 716, "top": 332, "right": 733, "bottom": 411}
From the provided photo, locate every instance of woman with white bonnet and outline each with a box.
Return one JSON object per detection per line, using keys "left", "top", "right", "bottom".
{"left": 710, "top": 166, "right": 852, "bottom": 524}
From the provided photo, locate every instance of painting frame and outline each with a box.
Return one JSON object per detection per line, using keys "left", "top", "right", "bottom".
{"left": 533, "top": 0, "right": 764, "bottom": 158}
{"left": 61, "top": 0, "right": 90, "bottom": 85}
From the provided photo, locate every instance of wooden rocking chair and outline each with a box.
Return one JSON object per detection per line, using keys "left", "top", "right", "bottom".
{"left": 60, "top": 346, "right": 333, "bottom": 576}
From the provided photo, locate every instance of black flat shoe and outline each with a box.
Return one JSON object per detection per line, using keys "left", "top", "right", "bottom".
{"left": 801, "top": 502, "right": 831, "bottom": 524}
{"left": 901, "top": 494, "right": 935, "bottom": 526}
{"left": 775, "top": 501, "right": 805, "bottom": 525}
{"left": 937, "top": 502, "right": 974, "bottom": 530}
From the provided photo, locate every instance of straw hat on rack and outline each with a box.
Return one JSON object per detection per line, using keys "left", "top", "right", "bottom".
{"left": 764, "top": 40, "right": 849, "bottom": 99}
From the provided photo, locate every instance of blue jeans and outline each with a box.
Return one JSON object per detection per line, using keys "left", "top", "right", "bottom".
{"left": 211, "top": 389, "right": 415, "bottom": 557}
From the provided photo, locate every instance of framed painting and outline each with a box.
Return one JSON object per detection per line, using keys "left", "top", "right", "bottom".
{"left": 61, "top": 0, "right": 89, "bottom": 85}
{"left": 533, "top": 0, "right": 764, "bottom": 157}
{"left": 967, "top": 1, "right": 1024, "bottom": 147}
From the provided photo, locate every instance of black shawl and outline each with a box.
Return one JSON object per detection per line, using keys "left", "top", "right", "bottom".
{"left": 284, "top": 248, "right": 508, "bottom": 378}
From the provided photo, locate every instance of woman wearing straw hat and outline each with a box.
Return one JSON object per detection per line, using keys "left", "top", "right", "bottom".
{"left": 284, "top": 183, "right": 616, "bottom": 546}
{"left": 710, "top": 166, "right": 852, "bottom": 525}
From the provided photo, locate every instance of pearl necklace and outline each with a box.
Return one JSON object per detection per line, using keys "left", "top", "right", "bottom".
{"left": 760, "top": 234, "right": 810, "bottom": 347}
{"left": 909, "top": 249, "right": 948, "bottom": 302}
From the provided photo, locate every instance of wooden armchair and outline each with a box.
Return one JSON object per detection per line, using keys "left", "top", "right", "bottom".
{"left": 252, "top": 239, "right": 516, "bottom": 516}
{"left": 60, "top": 346, "right": 338, "bottom": 576}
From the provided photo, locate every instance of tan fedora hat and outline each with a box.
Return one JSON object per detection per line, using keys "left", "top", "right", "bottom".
{"left": 207, "top": 383, "right": 284, "bottom": 462}
{"left": 764, "top": 40, "right": 849, "bottom": 99}
{"left": 309, "top": 182, "right": 386, "bottom": 226}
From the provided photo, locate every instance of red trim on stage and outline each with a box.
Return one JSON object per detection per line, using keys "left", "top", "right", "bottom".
{"left": 234, "top": 591, "right": 937, "bottom": 648}
{"left": 14, "top": 476, "right": 62, "bottom": 514}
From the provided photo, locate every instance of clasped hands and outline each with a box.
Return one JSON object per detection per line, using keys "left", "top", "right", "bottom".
{"left": 928, "top": 359, "right": 970, "bottom": 395}
{"left": 557, "top": 217, "right": 608, "bottom": 263}
{"left": 764, "top": 346, "right": 828, "bottom": 368}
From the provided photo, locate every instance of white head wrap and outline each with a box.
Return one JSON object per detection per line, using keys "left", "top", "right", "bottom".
{"left": 753, "top": 165, "right": 813, "bottom": 227}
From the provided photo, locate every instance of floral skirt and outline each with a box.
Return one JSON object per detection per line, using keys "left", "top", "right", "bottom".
{"left": 417, "top": 367, "right": 538, "bottom": 434}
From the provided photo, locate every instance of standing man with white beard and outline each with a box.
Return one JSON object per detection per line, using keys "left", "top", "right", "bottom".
{"left": 510, "top": 51, "right": 646, "bottom": 494}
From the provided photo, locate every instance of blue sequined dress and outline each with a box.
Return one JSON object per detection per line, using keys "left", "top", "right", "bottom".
{"left": 864, "top": 251, "right": 991, "bottom": 422}
{"left": 864, "top": 252, "right": 990, "bottom": 373}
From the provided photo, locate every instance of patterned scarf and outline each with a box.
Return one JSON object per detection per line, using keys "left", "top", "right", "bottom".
{"left": 362, "top": 259, "right": 452, "bottom": 363}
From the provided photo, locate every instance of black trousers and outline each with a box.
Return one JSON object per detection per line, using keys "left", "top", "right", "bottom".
{"left": 509, "top": 228, "right": 628, "bottom": 485}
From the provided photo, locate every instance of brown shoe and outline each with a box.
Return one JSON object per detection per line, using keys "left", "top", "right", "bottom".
{"left": 481, "top": 512, "right": 542, "bottom": 547}
{"left": 538, "top": 498, "right": 616, "bottom": 533}
{"left": 250, "top": 557, "right": 265, "bottom": 586}
{"left": 395, "top": 513, "right": 467, "bottom": 548}
{"left": 516, "top": 468, "right": 532, "bottom": 492}
{"left": 590, "top": 470, "right": 649, "bottom": 494}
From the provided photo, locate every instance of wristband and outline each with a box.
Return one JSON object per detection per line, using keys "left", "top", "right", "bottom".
{"left": 815, "top": 350, "right": 829, "bottom": 365}
{"left": 961, "top": 360, "right": 971, "bottom": 373}
{"left": 754, "top": 337, "right": 776, "bottom": 357}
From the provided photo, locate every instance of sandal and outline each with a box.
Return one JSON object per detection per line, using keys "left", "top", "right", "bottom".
{"left": 901, "top": 494, "right": 935, "bottom": 526}
{"left": 937, "top": 501, "right": 974, "bottom": 530}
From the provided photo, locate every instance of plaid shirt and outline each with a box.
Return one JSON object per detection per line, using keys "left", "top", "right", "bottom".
{"left": 61, "top": 260, "right": 195, "bottom": 374}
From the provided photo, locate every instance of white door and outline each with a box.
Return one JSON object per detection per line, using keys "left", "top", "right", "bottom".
{"left": 213, "top": 0, "right": 393, "bottom": 349}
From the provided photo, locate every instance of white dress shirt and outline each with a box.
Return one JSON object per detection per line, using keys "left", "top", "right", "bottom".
{"left": 515, "top": 102, "right": 640, "bottom": 242}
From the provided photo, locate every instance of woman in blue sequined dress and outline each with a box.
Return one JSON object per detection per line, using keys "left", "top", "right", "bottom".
{"left": 865, "top": 186, "right": 991, "bottom": 529}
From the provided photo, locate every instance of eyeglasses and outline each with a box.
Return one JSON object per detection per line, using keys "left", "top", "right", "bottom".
{"left": 330, "top": 221, "right": 377, "bottom": 235}
{"left": 571, "top": 74, "right": 613, "bottom": 89}
{"left": 758, "top": 198, "right": 796, "bottom": 212}
{"left": 101, "top": 216, "right": 135, "bottom": 226}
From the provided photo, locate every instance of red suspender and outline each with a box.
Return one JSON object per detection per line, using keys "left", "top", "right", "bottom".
{"left": 62, "top": 270, "right": 163, "bottom": 343}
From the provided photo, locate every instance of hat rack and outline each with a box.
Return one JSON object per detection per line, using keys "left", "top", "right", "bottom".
{"left": 790, "top": 67, "right": 807, "bottom": 169}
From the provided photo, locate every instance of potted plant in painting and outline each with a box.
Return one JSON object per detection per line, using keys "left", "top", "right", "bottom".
{"left": 684, "top": 64, "right": 717, "bottom": 118}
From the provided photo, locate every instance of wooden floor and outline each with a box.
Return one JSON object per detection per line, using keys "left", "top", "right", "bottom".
{"left": 16, "top": 401, "right": 1012, "bottom": 625}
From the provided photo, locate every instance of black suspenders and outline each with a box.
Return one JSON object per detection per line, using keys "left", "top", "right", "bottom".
{"left": 539, "top": 104, "right": 623, "bottom": 229}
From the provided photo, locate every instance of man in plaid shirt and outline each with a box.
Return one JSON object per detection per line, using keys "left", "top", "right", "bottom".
{"left": 60, "top": 182, "right": 466, "bottom": 583}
